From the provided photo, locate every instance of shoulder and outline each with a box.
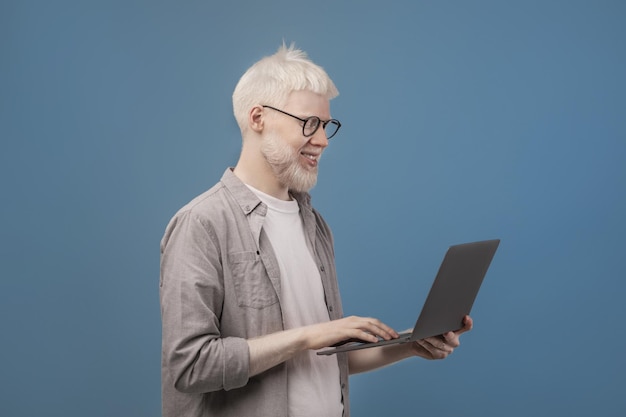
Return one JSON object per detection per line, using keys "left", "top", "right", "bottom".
{"left": 169, "top": 168, "right": 254, "bottom": 224}
{"left": 160, "top": 182, "right": 229, "bottom": 249}
{"left": 175, "top": 182, "right": 228, "bottom": 221}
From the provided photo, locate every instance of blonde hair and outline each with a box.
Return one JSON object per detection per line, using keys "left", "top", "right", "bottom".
{"left": 232, "top": 43, "right": 339, "bottom": 134}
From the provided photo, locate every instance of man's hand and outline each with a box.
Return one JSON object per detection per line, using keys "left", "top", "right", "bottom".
{"left": 304, "top": 315, "right": 399, "bottom": 350}
{"left": 409, "top": 315, "right": 473, "bottom": 360}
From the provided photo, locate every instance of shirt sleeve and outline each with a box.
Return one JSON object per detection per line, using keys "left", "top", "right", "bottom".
{"left": 160, "top": 210, "right": 250, "bottom": 393}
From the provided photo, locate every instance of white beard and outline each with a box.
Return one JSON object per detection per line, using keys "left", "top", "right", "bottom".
{"left": 260, "top": 132, "right": 318, "bottom": 193}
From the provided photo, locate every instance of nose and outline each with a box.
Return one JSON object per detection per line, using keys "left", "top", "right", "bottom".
{"left": 308, "top": 126, "right": 329, "bottom": 148}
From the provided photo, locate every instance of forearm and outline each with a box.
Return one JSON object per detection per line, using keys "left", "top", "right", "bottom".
{"left": 247, "top": 327, "right": 309, "bottom": 377}
{"left": 348, "top": 342, "right": 415, "bottom": 375}
{"left": 247, "top": 315, "right": 396, "bottom": 377}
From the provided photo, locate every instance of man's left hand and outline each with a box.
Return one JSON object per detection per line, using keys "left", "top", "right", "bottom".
{"left": 409, "top": 315, "right": 473, "bottom": 360}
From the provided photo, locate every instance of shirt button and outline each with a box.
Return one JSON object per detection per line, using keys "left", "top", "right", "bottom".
{"left": 341, "top": 383, "right": 346, "bottom": 389}
{"left": 328, "top": 305, "right": 333, "bottom": 312}
{"left": 320, "top": 265, "right": 325, "bottom": 272}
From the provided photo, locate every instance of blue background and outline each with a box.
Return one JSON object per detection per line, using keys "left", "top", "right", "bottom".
{"left": 2, "top": 1, "right": 625, "bottom": 416}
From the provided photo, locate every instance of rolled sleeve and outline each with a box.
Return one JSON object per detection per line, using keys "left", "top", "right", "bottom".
{"left": 220, "top": 337, "right": 250, "bottom": 390}
{"left": 170, "top": 336, "right": 250, "bottom": 393}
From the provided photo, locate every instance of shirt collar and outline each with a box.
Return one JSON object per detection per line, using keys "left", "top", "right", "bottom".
{"left": 220, "top": 168, "right": 313, "bottom": 215}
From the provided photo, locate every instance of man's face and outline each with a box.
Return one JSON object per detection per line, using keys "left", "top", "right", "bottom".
{"left": 260, "top": 90, "right": 331, "bottom": 192}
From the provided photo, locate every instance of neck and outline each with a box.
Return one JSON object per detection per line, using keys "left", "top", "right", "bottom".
{"left": 233, "top": 147, "right": 290, "bottom": 201}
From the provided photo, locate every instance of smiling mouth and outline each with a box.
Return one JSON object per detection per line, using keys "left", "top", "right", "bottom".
{"left": 300, "top": 151, "right": 321, "bottom": 168}
{"left": 301, "top": 152, "right": 319, "bottom": 161}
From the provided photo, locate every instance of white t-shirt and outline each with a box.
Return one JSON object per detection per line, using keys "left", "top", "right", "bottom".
{"left": 247, "top": 185, "right": 343, "bottom": 417}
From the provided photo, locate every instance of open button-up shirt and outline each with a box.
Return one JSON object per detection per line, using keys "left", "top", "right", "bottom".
{"left": 160, "top": 168, "right": 350, "bottom": 417}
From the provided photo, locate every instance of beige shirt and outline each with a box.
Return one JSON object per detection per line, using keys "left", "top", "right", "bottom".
{"left": 160, "top": 168, "right": 350, "bottom": 417}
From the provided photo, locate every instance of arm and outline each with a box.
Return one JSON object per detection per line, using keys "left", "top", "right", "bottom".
{"left": 248, "top": 316, "right": 399, "bottom": 377}
{"left": 161, "top": 211, "right": 251, "bottom": 393}
{"left": 348, "top": 316, "right": 474, "bottom": 375}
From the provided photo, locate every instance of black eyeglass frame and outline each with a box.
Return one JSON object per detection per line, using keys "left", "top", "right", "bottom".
{"left": 262, "top": 105, "right": 341, "bottom": 139}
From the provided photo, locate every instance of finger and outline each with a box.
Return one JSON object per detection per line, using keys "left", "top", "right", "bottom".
{"left": 441, "top": 332, "right": 460, "bottom": 348}
{"left": 423, "top": 336, "right": 455, "bottom": 352}
{"left": 322, "top": 318, "right": 378, "bottom": 346}
{"left": 333, "top": 328, "right": 378, "bottom": 345}
{"left": 353, "top": 329, "right": 380, "bottom": 343}
{"left": 455, "top": 315, "right": 473, "bottom": 334}
{"left": 339, "top": 317, "right": 393, "bottom": 343}
{"left": 414, "top": 339, "right": 452, "bottom": 359}
{"left": 370, "top": 322, "right": 399, "bottom": 340}
{"left": 356, "top": 317, "right": 399, "bottom": 340}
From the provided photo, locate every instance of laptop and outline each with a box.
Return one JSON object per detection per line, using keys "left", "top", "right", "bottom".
{"left": 317, "top": 239, "right": 500, "bottom": 355}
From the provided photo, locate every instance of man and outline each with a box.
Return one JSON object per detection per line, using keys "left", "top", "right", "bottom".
{"left": 160, "top": 44, "right": 472, "bottom": 417}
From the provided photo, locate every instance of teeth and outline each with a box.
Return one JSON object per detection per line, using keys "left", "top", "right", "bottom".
{"left": 302, "top": 153, "right": 317, "bottom": 160}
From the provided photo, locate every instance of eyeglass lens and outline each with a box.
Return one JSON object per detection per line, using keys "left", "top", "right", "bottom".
{"left": 304, "top": 117, "right": 340, "bottom": 139}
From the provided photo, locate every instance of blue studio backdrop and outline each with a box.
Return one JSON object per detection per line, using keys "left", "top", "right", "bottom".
{"left": 1, "top": 1, "right": 625, "bottom": 416}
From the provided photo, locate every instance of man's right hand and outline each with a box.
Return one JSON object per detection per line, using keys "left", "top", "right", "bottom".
{"left": 303, "top": 316, "right": 399, "bottom": 350}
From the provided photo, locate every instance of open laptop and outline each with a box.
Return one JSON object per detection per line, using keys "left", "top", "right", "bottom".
{"left": 317, "top": 239, "right": 500, "bottom": 355}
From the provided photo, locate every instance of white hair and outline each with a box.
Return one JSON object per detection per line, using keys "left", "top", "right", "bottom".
{"left": 232, "top": 43, "right": 339, "bottom": 134}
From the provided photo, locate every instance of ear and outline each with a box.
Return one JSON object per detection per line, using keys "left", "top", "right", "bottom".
{"left": 248, "top": 105, "right": 265, "bottom": 134}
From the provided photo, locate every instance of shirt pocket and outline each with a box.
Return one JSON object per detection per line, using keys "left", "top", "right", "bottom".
{"left": 228, "top": 251, "right": 279, "bottom": 309}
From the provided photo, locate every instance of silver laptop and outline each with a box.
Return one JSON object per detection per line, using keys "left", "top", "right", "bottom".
{"left": 317, "top": 239, "right": 500, "bottom": 355}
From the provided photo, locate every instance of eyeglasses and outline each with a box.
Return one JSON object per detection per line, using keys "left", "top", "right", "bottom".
{"left": 262, "top": 105, "right": 341, "bottom": 140}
